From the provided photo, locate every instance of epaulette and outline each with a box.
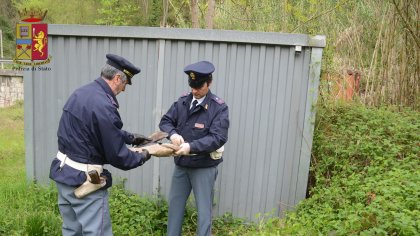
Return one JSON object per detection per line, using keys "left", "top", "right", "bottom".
{"left": 212, "top": 95, "right": 225, "bottom": 105}
{"left": 180, "top": 92, "right": 190, "bottom": 98}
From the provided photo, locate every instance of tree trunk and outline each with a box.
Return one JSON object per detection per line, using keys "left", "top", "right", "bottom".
{"left": 162, "top": 0, "right": 169, "bottom": 26}
{"left": 191, "top": 0, "right": 199, "bottom": 28}
{"left": 205, "top": 0, "right": 215, "bottom": 29}
{"left": 137, "top": 0, "right": 149, "bottom": 16}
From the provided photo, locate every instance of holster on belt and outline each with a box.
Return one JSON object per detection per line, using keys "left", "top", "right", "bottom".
{"left": 74, "top": 166, "right": 106, "bottom": 199}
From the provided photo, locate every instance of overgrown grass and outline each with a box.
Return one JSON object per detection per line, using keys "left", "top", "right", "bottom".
{"left": 282, "top": 102, "right": 420, "bottom": 235}
{"left": 1, "top": 101, "right": 418, "bottom": 235}
{"left": 0, "top": 101, "right": 61, "bottom": 235}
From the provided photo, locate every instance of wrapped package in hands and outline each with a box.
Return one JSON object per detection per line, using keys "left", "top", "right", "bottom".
{"left": 131, "top": 130, "right": 179, "bottom": 157}
{"left": 141, "top": 143, "right": 180, "bottom": 157}
{"left": 132, "top": 130, "right": 168, "bottom": 148}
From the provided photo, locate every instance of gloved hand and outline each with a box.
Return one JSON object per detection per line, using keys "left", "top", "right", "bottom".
{"left": 175, "top": 143, "right": 190, "bottom": 156}
{"left": 142, "top": 149, "right": 152, "bottom": 161}
{"left": 170, "top": 134, "right": 184, "bottom": 146}
{"left": 100, "top": 169, "right": 112, "bottom": 189}
{"left": 129, "top": 147, "right": 152, "bottom": 161}
{"left": 131, "top": 133, "right": 152, "bottom": 146}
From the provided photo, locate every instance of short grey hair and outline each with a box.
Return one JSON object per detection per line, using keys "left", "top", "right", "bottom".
{"left": 101, "top": 64, "right": 127, "bottom": 82}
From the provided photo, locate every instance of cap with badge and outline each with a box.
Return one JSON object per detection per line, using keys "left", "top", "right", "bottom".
{"left": 184, "top": 61, "right": 215, "bottom": 89}
{"left": 106, "top": 54, "right": 141, "bottom": 85}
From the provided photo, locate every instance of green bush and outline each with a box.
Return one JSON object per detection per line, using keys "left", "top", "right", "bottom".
{"left": 282, "top": 102, "right": 420, "bottom": 235}
{"left": 109, "top": 183, "right": 169, "bottom": 235}
{"left": 109, "top": 183, "right": 253, "bottom": 235}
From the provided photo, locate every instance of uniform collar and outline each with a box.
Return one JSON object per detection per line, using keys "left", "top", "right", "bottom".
{"left": 187, "top": 90, "right": 212, "bottom": 110}
{"left": 202, "top": 90, "right": 213, "bottom": 106}
{"left": 191, "top": 95, "right": 206, "bottom": 107}
{"left": 95, "top": 77, "right": 119, "bottom": 108}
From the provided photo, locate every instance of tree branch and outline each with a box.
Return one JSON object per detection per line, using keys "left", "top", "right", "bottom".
{"left": 291, "top": 2, "right": 342, "bottom": 33}
{"left": 391, "top": 0, "right": 420, "bottom": 49}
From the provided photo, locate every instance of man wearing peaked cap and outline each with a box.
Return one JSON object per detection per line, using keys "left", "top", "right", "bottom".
{"left": 159, "top": 61, "right": 230, "bottom": 236}
{"left": 184, "top": 60, "right": 215, "bottom": 89}
{"left": 49, "top": 53, "right": 152, "bottom": 235}
{"left": 106, "top": 53, "right": 140, "bottom": 85}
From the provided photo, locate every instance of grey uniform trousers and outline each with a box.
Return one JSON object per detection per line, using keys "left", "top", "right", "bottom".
{"left": 167, "top": 165, "right": 218, "bottom": 236}
{"left": 56, "top": 182, "right": 112, "bottom": 236}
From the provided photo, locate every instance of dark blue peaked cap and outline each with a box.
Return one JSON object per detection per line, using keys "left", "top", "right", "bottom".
{"left": 106, "top": 54, "right": 141, "bottom": 85}
{"left": 184, "top": 61, "right": 215, "bottom": 88}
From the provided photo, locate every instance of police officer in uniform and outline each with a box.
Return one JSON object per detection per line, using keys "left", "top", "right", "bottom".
{"left": 49, "top": 54, "right": 151, "bottom": 235}
{"left": 159, "top": 61, "right": 230, "bottom": 236}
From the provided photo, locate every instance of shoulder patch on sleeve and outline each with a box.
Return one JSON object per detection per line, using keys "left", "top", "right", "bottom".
{"left": 212, "top": 95, "right": 225, "bottom": 105}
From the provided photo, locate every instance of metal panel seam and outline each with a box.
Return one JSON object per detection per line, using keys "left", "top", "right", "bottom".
{"left": 295, "top": 47, "right": 324, "bottom": 201}
{"left": 24, "top": 70, "right": 35, "bottom": 181}
{"left": 153, "top": 39, "right": 166, "bottom": 194}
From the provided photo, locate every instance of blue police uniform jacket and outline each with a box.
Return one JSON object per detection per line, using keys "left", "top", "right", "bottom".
{"left": 49, "top": 78, "right": 148, "bottom": 187}
{"left": 159, "top": 91, "right": 229, "bottom": 168}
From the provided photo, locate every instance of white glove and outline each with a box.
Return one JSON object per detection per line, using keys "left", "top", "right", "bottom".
{"left": 175, "top": 143, "right": 190, "bottom": 156}
{"left": 170, "top": 134, "right": 185, "bottom": 146}
{"left": 210, "top": 145, "right": 224, "bottom": 160}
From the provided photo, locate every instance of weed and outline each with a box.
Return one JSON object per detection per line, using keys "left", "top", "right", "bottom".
{"left": 1, "top": 101, "right": 418, "bottom": 235}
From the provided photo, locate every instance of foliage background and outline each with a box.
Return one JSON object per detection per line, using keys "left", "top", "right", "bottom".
{"left": 1, "top": 0, "right": 418, "bottom": 109}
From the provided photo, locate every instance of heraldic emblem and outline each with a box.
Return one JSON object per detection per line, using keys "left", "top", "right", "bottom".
{"left": 14, "top": 8, "right": 51, "bottom": 65}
